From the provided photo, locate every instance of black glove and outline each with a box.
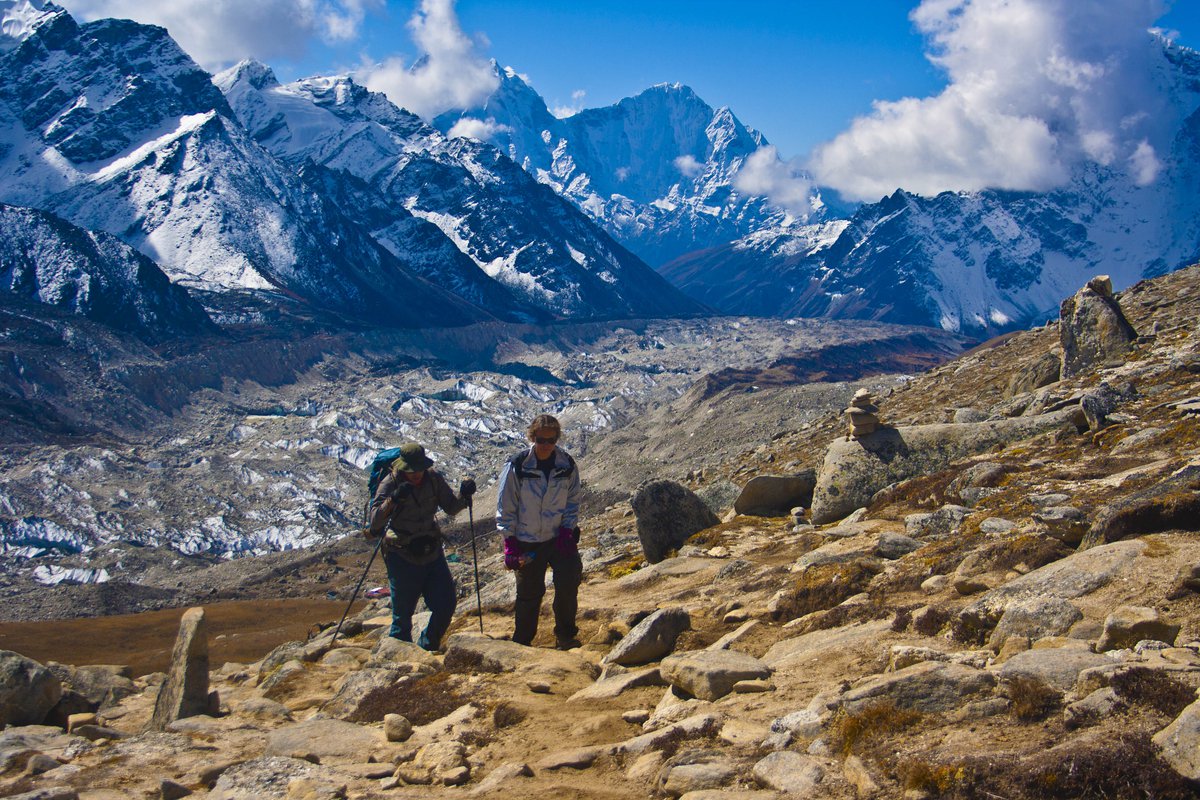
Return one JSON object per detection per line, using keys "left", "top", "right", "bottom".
{"left": 391, "top": 481, "right": 414, "bottom": 503}
{"left": 459, "top": 478, "right": 476, "bottom": 498}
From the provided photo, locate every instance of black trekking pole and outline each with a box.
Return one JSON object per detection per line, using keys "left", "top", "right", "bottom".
{"left": 468, "top": 501, "right": 484, "bottom": 634}
{"left": 331, "top": 531, "right": 382, "bottom": 647}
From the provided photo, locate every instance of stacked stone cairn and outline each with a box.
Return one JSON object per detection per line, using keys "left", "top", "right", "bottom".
{"left": 846, "top": 388, "right": 881, "bottom": 439}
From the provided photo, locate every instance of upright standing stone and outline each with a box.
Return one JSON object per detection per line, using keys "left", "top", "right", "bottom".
{"left": 151, "top": 607, "right": 210, "bottom": 730}
{"left": 1059, "top": 275, "right": 1137, "bottom": 378}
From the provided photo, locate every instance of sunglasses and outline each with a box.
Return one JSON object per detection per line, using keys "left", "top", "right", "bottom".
{"left": 534, "top": 436, "right": 558, "bottom": 444}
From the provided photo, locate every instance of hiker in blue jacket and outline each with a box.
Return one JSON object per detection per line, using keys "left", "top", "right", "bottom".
{"left": 496, "top": 414, "right": 583, "bottom": 649}
{"left": 366, "top": 442, "right": 475, "bottom": 650}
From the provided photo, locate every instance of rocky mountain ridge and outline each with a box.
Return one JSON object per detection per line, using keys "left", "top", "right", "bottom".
{"left": 1, "top": 262, "right": 1198, "bottom": 799}
{"left": 0, "top": 3, "right": 702, "bottom": 329}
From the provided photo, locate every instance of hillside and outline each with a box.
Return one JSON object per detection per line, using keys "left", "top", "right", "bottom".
{"left": 1, "top": 264, "right": 1198, "bottom": 798}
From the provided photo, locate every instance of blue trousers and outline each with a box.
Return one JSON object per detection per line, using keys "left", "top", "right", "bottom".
{"left": 383, "top": 549, "right": 457, "bottom": 650}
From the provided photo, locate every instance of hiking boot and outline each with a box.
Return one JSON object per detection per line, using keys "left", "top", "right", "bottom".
{"left": 555, "top": 636, "right": 582, "bottom": 651}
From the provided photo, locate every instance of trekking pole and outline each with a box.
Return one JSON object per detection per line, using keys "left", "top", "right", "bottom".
{"left": 331, "top": 528, "right": 382, "bottom": 647}
{"left": 468, "top": 501, "right": 484, "bottom": 634}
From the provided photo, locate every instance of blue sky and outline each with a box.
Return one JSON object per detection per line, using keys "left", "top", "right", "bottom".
{"left": 59, "top": 0, "right": 1200, "bottom": 204}
{"left": 290, "top": 1, "right": 949, "bottom": 159}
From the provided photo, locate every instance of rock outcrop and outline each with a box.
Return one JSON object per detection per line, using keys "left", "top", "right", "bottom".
{"left": 631, "top": 481, "right": 720, "bottom": 563}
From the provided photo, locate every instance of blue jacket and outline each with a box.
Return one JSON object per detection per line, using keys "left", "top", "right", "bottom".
{"left": 496, "top": 447, "right": 580, "bottom": 543}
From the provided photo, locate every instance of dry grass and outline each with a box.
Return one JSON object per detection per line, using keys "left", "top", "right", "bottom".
{"left": 771, "top": 560, "right": 878, "bottom": 621}
{"left": 1110, "top": 667, "right": 1197, "bottom": 718}
{"left": 1004, "top": 675, "right": 1062, "bottom": 722}
{"left": 828, "top": 702, "right": 922, "bottom": 757}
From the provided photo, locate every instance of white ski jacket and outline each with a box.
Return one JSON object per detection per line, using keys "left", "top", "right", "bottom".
{"left": 496, "top": 447, "right": 580, "bottom": 543}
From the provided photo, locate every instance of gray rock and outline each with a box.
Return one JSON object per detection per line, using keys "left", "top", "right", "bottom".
{"left": 953, "top": 408, "right": 992, "bottom": 423}
{"left": 415, "top": 740, "right": 471, "bottom": 785}
{"left": 838, "top": 662, "right": 996, "bottom": 714}
{"left": 632, "top": 480, "right": 721, "bottom": 563}
{"left": 996, "top": 644, "right": 1111, "bottom": 691}
{"left": 956, "top": 540, "right": 1144, "bottom": 641}
{"left": 470, "top": 761, "right": 533, "bottom": 795}
{"left": 769, "top": 709, "right": 828, "bottom": 740}
{"left": 604, "top": 608, "right": 692, "bottom": 666}
{"left": 1095, "top": 606, "right": 1180, "bottom": 652}
{"left": 980, "top": 517, "right": 1017, "bottom": 536}
{"left": 369, "top": 637, "right": 442, "bottom": 669}
{"left": 1059, "top": 278, "right": 1137, "bottom": 378}
{"left": 46, "top": 664, "right": 135, "bottom": 712}
{"left": 657, "top": 750, "right": 739, "bottom": 797}
{"left": 752, "top": 751, "right": 826, "bottom": 795}
{"left": 535, "top": 746, "right": 603, "bottom": 770}
{"left": 209, "top": 757, "right": 331, "bottom": 800}
{"left": 1111, "top": 427, "right": 1165, "bottom": 454}
{"left": 810, "top": 410, "right": 1082, "bottom": 524}
{"left": 0, "top": 651, "right": 61, "bottom": 728}
{"left": 1064, "top": 687, "right": 1124, "bottom": 728}
{"left": 321, "top": 666, "right": 428, "bottom": 721}
{"left": 660, "top": 650, "right": 772, "bottom": 701}
{"left": 1080, "top": 381, "right": 1136, "bottom": 430}
{"left": 875, "top": 531, "right": 923, "bottom": 560}
{"left": 569, "top": 668, "right": 666, "bottom": 701}
{"left": 905, "top": 505, "right": 970, "bottom": 539}
{"left": 1033, "top": 506, "right": 1088, "bottom": 545}
{"left": 1006, "top": 349, "right": 1062, "bottom": 397}
{"left": 1084, "top": 463, "right": 1200, "bottom": 549}
{"left": 444, "top": 633, "right": 599, "bottom": 680}
{"left": 988, "top": 598, "right": 1083, "bottom": 651}
{"left": 733, "top": 472, "right": 816, "bottom": 517}
{"left": 265, "top": 718, "right": 382, "bottom": 764}
{"left": 1153, "top": 698, "right": 1200, "bottom": 780}
{"left": 151, "top": 608, "right": 209, "bottom": 731}
{"left": 612, "top": 713, "right": 722, "bottom": 756}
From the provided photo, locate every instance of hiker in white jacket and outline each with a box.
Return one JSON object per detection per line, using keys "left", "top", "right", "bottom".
{"left": 496, "top": 414, "right": 582, "bottom": 649}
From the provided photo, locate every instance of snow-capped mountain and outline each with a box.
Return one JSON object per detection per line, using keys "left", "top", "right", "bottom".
{"left": 217, "top": 62, "right": 704, "bottom": 320}
{"left": 434, "top": 67, "right": 829, "bottom": 267}
{"left": 0, "top": 202, "right": 213, "bottom": 340}
{"left": 661, "top": 40, "right": 1200, "bottom": 336}
{"left": 0, "top": 3, "right": 702, "bottom": 330}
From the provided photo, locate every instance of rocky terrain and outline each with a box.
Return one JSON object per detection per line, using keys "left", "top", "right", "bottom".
{"left": 1, "top": 264, "right": 1198, "bottom": 799}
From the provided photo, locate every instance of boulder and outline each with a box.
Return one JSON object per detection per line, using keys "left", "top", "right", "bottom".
{"left": 568, "top": 668, "right": 666, "bottom": 701}
{"left": 905, "top": 505, "right": 970, "bottom": 540}
{"left": 956, "top": 540, "right": 1144, "bottom": 642}
{"left": 837, "top": 661, "right": 996, "bottom": 714}
{"left": 1032, "top": 506, "right": 1088, "bottom": 545}
{"left": 0, "top": 651, "right": 61, "bottom": 728}
{"left": 733, "top": 472, "right": 816, "bottom": 517}
{"left": 369, "top": 637, "right": 442, "bottom": 669}
{"left": 1153, "top": 698, "right": 1200, "bottom": 780}
{"left": 987, "top": 597, "right": 1083, "bottom": 651}
{"left": 657, "top": 750, "right": 739, "bottom": 797}
{"left": 151, "top": 608, "right": 209, "bottom": 731}
{"left": 752, "top": 751, "right": 827, "bottom": 796}
{"left": 1006, "top": 349, "right": 1062, "bottom": 397}
{"left": 1059, "top": 276, "right": 1137, "bottom": 378}
{"left": 632, "top": 480, "right": 721, "bottom": 563}
{"left": 209, "top": 756, "right": 332, "bottom": 800}
{"left": 1083, "top": 464, "right": 1200, "bottom": 548}
{"left": 875, "top": 531, "right": 923, "bottom": 560}
{"left": 811, "top": 409, "right": 1081, "bottom": 524}
{"left": 603, "top": 608, "right": 692, "bottom": 666}
{"left": 265, "top": 718, "right": 383, "bottom": 764}
{"left": 1079, "top": 381, "right": 1135, "bottom": 430}
{"left": 612, "top": 712, "right": 723, "bottom": 756}
{"left": 320, "top": 666, "right": 414, "bottom": 720}
{"left": 1095, "top": 606, "right": 1180, "bottom": 652}
{"left": 660, "top": 650, "right": 772, "bottom": 701}
{"left": 996, "top": 643, "right": 1111, "bottom": 691}
{"left": 443, "top": 634, "right": 599, "bottom": 680}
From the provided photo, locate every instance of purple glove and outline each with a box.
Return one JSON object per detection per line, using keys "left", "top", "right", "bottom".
{"left": 503, "top": 537, "right": 525, "bottom": 570}
{"left": 555, "top": 526, "right": 579, "bottom": 555}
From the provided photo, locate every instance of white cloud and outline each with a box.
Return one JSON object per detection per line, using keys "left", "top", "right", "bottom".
{"left": 551, "top": 89, "right": 587, "bottom": 119}
{"left": 674, "top": 154, "right": 704, "bottom": 177}
{"left": 447, "top": 116, "right": 511, "bottom": 143}
{"left": 734, "top": 145, "right": 817, "bottom": 218}
{"left": 59, "top": 0, "right": 379, "bottom": 71}
{"left": 810, "top": 0, "right": 1177, "bottom": 201}
{"left": 355, "top": 0, "right": 498, "bottom": 120}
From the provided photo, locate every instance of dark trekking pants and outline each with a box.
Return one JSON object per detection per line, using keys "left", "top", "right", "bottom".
{"left": 512, "top": 540, "right": 583, "bottom": 645}
{"left": 383, "top": 549, "right": 457, "bottom": 650}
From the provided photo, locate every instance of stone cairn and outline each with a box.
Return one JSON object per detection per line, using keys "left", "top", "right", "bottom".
{"left": 846, "top": 388, "right": 881, "bottom": 440}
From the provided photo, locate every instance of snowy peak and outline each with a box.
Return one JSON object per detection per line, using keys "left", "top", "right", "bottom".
{"left": 0, "top": 0, "right": 58, "bottom": 52}
{"left": 212, "top": 59, "right": 280, "bottom": 93}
